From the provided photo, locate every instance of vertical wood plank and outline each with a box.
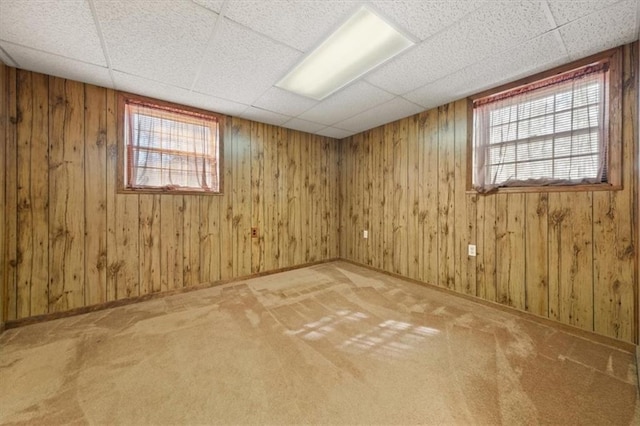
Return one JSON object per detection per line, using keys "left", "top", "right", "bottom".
{"left": 113, "top": 192, "right": 139, "bottom": 299}
{"left": 477, "top": 194, "right": 497, "bottom": 301}
{"left": 232, "top": 118, "right": 251, "bottom": 276}
{"left": 382, "top": 123, "right": 394, "bottom": 273}
{"left": 548, "top": 192, "right": 594, "bottom": 331}
{"left": 453, "top": 99, "right": 472, "bottom": 294}
{"left": 525, "top": 192, "right": 549, "bottom": 317}
{"left": 220, "top": 116, "right": 234, "bottom": 279}
{"left": 313, "top": 137, "right": 328, "bottom": 260}
{"left": 138, "top": 194, "right": 161, "bottom": 294}
{"left": 464, "top": 195, "right": 478, "bottom": 296}
{"left": 393, "top": 120, "right": 408, "bottom": 276}
{"left": 48, "top": 77, "right": 85, "bottom": 312}
{"left": 15, "top": 69, "right": 32, "bottom": 318}
{"left": 300, "top": 132, "right": 311, "bottom": 262}
{"left": 183, "top": 195, "right": 200, "bottom": 288}
{"left": 16, "top": 71, "right": 49, "bottom": 317}
{"left": 161, "top": 195, "right": 183, "bottom": 291}
{"left": 437, "top": 104, "right": 455, "bottom": 289}
{"left": 84, "top": 84, "right": 107, "bottom": 306}
{"left": 5, "top": 67, "right": 18, "bottom": 320}
{"left": 370, "top": 127, "right": 384, "bottom": 269}
{"left": 263, "top": 124, "right": 279, "bottom": 271}
{"left": 251, "top": 121, "right": 265, "bottom": 273}
{"left": 495, "top": 193, "right": 525, "bottom": 310}
{"left": 337, "top": 138, "right": 346, "bottom": 259}
{"left": 407, "top": 118, "right": 420, "bottom": 280}
{"left": 364, "top": 131, "right": 373, "bottom": 265}
{"left": 105, "top": 89, "right": 117, "bottom": 301}
{"left": 276, "top": 127, "right": 288, "bottom": 269}
{"left": 308, "top": 135, "right": 321, "bottom": 262}
{"left": 0, "top": 62, "right": 7, "bottom": 324}
{"left": 327, "top": 137, "right": 340, "bottom": 258}
{"left": 286, "top": 130, "right": 301, "bottom": 266}
{"left": 419, "top": 109, "right": 439, "bottom": 285}
{"left": 351, "top": 134, "right": 362, "bottom": 263}
{"left": 200, "top": 195, "right": 220, "bottom": 283}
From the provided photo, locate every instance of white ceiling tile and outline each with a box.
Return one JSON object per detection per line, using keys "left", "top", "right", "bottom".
{"left": 194, "top": 18, "right": 301, "bottom": 105}
{"left": 113, "top": 71, "right": 249, "bottom": 117}
{"left": 94, "top": 0, "right": 218, "bottom": 89}
{"left": 191, "top": 0, "right": 225, "bottom": 13}
{"left": 366, "top": 1, "right": 553, "bottom": 94}
{"left": 547, "top": 0, "right": 622, "bottom": 25}
{"left": 371, "top": 1, "right": 480, "bottom": 41}
{"left": 298, "top": 81, "right": 395, "bottom": 126}
{"left": 405, "top": 30, "right": 569, "bottom": 110}
{"left": 333, "top": 97, "right": 423, "bottom": 133}
{"left": 2, "top": 0, "right": 636, "bottom": 136}
{"left": 0, "top": 0, "right": 106, "bottom": 66}
{"left": 282, "top": 118, "right": 326, "bottom": 134}
{"left": 3, "top": 42, "right": 113, "bottom": 88}
{"left": 559, "top": 0, "right": 639, "bottom": 60}
{"left": 316, "top": 127, "right": 354, "bottom": 139}
{"left": 253, "top": 87, "right": 318, "bottom": 117}
{"left": 186, "top": 91, "right": 250, "bottom": 117}
{"left": 240, "top": 106, "right": 290, "bottom": 127}
{"left": 224, "top": 0, "right": 356, "bottom": 51}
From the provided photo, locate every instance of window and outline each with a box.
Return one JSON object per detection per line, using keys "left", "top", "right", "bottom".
{"left": 119, "top": 93, "right": 223, "bottom": 194}
{"left": 471, "top": 47, "right": 622, "bottom": 193}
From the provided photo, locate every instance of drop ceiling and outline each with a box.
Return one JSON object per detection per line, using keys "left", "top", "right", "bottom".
{"left": 0, "top": 0, "right": 638, "bottom": 139}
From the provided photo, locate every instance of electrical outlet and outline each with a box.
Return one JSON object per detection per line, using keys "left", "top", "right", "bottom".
{"left": 251, "top": 228, "right": 259, "bottom": 238}
{"left": 363, "top": 230, "right": 368, "bottom": 239}
{"left": 468, "top": 244, "right": 476, "bottom": 257}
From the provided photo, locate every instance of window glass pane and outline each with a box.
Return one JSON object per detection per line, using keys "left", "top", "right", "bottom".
{"left": 125, "top": 99, "right": 219, "bottom": 192}
{"left": 473, "top": 63, "right": 607, "bottom": 189}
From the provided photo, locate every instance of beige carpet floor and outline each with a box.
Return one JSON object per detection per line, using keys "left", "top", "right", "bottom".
{"left": 1, "top": 261, "right": 638, "bottom": 425}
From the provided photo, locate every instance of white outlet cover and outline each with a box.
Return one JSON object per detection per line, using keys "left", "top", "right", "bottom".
{"left": 468, "top": 244, "right": 476, "bottom": 256}
{"left": 363, "top": 230, "right": 368, "bottom": 239}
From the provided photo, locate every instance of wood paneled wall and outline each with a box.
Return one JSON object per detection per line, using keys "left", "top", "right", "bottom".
{"left": 339, "top": 42, "right": 638, "bottom": 344}
{"left": 1, "top": 68, "right": 340, "bottom": 321}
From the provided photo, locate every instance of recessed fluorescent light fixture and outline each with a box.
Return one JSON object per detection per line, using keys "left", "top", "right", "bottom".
{"left": 276, "top": 6, "right": 415, "bottom": 100}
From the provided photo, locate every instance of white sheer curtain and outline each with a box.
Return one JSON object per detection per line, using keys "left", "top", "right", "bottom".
{"left": 125, "top": 102, "right": 219, "bottom": 192}
{"left": 472, "top": 64, "right": 608, "bottom": 193}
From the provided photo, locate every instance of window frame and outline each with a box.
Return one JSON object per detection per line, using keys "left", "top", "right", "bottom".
{"left": 467, "top": 46, "right": 622, "bottom": 194}
{"left": 117, "top": 92, "right": 225, "bottom": 195}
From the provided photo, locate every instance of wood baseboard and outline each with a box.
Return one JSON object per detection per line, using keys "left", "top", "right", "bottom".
{"left": 338, "top": 258, "right": 637, "bottom": 354}
{"left": 3, "top": 258, "right": 339, "bottom": 331}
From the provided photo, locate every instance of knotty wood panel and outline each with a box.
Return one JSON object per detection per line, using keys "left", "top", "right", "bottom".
{"left": 16, "top": 71, "right": 49, "bottom": 317}
{"left": 525, "top": 193, "right": 549, "bottom": 317}
{"left": 418, "top": 109, "right": 439, "bottom": 286}
{"left": 548, "top": 192, "right": 594, "bottom": 331}
{"left": 5, "top": 67, "right": 17, "bottom": 321}
{"left": 437, "top": 104, "right": 455, "bottom": 290}
{"left": 495, "top": 193, "right": 525, "bottom": 310}
{"left": 339, "top": 42, "right": 638, "bottom": 344}
{"left": 407, "top": 116, "right": 420, "bottom": 280}
{"left": 84, "top": 84, "right": 107, "bottom": 306}
{"left": 393, "top": 121, "right": 408, "bottom": 276}
{"left": 48, "top": 77, "right": 85, "bottom": 313}
{"left": 232, "top": 118, "right": 251, "bottom": 277}
{"left": 0, "top": 62, "right": 7, "bottom": 326}
{"left": 2, "top": 69, "right": 341, "bottom": 324}
{"left": 251, "top": 121, "right": 265, "bottom": 273}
